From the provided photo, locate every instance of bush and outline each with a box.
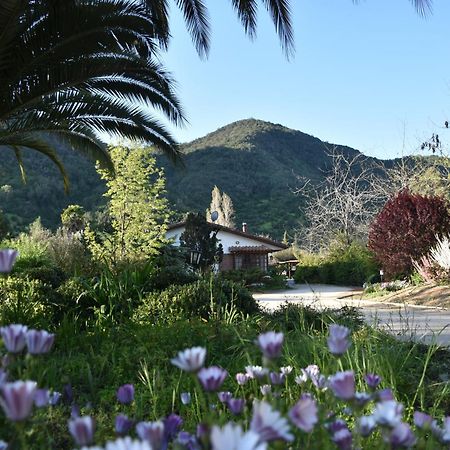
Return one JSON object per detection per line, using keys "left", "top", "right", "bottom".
{"left": 133, "top": 277, "right": 259, "bottom": 324}
{"left": 294, "top": 242, "right": 378, "bottom": 286}
{"left": 368, "top": 190, "right": 450, "bottom": 278}
{"left": 0, "top": 276, "right": 55, "bottom": 328}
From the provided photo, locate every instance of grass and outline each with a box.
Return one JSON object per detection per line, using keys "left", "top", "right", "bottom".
{"left": 2, "top": 305, "right": 449, "bottom": 448}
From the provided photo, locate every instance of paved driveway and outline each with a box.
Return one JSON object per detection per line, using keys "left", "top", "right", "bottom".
{"left": 254, "top": 284, "right": 450, "bottom": 347}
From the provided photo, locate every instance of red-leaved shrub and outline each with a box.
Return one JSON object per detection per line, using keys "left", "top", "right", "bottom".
{"left": 368, "top": 190, "right": 450, "bottom": 278}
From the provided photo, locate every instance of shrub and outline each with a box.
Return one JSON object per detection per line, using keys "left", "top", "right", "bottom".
{"left": 0, "top": 276, "right": 54, "bottom": 328}
{"left": 368, "top": 190, "right": 450, "bottom": 278}
{"left": 133, "top": 277, "right": 259, "bottom": 324}
{"left": 294, "top": 242, "right": 377, "bottom": 286}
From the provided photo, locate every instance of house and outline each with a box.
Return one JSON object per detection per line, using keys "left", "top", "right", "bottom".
{"left": 166, "top": 222, "right": 288, "bottom": 272}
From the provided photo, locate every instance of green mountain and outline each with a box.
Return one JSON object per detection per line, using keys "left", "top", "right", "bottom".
{"left": 160, "top": 119, "right": 376, "bottom": 239}
{"left": 0, "top": 119, "right": 381, "bottom": 239}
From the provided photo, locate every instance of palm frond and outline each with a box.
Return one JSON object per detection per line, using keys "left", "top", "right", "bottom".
{"left": 230, "top": 0, "right": 258, "bottom": 39}
{"left": 0, "top": 133, "right": 70, "bottom": 191}
{"left": 262, "top": 0, "right": 294, "bottom": 58}
{"left": 175, "top": 0, "right": 210, "bottom": 59}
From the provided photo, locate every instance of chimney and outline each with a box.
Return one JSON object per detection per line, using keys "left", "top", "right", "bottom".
{"left": 242, "top": 222, "right": 248, "bottom": 233}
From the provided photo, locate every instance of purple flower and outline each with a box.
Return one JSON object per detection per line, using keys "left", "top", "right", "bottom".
{"left": 414, "top": 411, "right": 433, "bottom": 429}
{"left": 260, "top": 384, "right": 272, "bottom": 396}
{"left": 171, "top": 347, "right": 206, "bottom": 372}
{"left": 227, "top": 398, "right": 245, "bottom": 415}
{"left": 373, "top": 400, "right": 403, "bottom": 427}
{"left": 257, "top": 331, "right": 284, "bottom": 359}
{"left": 197, "top": 366, "right": 227, "bottom": 392}
{"left": 115, "top": 414, "right": 133, "bottom": 435}
{"left": 327, "top": 324, "right": 351, "bottom": 356}
{"left": 0, "top": 380, "right": 36, "bottom": 421}
{"left": 332, "top": 428, "right": 352, "bottom": 450}
{"left": 289, "top": 395, "right": 318, "bottom": 433}
{"left": 377, "top": 388, "right": 394, "bottom": 401}
{"left": 71, "top": 404, "right": 80, "bottom": 418}
{"left": 0, "top": 324, "right": 28, "bottom": 353}
{"left": 0, "top": 249, "right": 18, "bottom": 273}
{"left": 180, "top": 392, "right": 191, "bottom": 405}
{"left": 389, "top": 422, "right": 416, "bottom": 448}
{"left": 217, "top": 391, "right": 232, "bottom": 403}
{"left": 235, "top": 373, "right": 250, "bottom": 385}
{"left": 269, "top": 372, "right": 285, "bottom": 385}
{"left": 329, "top": 371, "right": 355, "bottom": 400}
{"left": 163, "top": 413, "right": 183, "bottom": 441}
{"left": 136, "top": 421, "right": 165, "bottom": 448}
{"left": 437, "top": 418, "right": 450, "bottom": 438}
{"left": 49, "top": 391, "right": 61, "bottom": 406}
{"left": 177, "top": 431, "right": 199, "bottom": 450}
{"left": 364, "top": 373, "right": 381, "bottom": 389}
{"left": 116, "top": 384, "right": 134, "bottom": 404}
{"left": 0, "top": 440, "right": 6, "bottom": 450}
{"left": 0, "top": 370, "right": 7, "bottom": 386}
{"left": 34, "top": 389, "right": 50, "bottom": 408}
{"left": 357, "top": 415, "right": 377, "bottom": 437}
{"left": 327, "top": 419, "right": 348, "bottom": 434}
{"left": 354, "top": 392, "right": 371, "bottom": 407}
{"left": 250, "top": 400, "right": 293, "bottom": 442}
{"left": 26, "top": 329, "right": 55, "bottom": 355}
{"left": 63, "top": 383, "right": 73, "bottom": 404}
{"left": 68, "top": 415, "right": 95, "bottom": 446}
{"left": 196, "top": 423, "right": 209, "bottom": 440}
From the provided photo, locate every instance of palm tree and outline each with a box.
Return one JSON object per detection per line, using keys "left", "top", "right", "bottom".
{"left": 0, "top": 0, "right": 184, "bottom": 190}
{"left": 145, "top": 0, "right": 433, "bottom": 60}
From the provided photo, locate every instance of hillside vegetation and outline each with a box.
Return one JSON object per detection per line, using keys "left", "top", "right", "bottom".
{"left": 0, "top": 119, "right": 382, "bottom": 238}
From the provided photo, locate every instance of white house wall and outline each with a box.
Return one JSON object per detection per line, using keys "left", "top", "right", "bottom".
{"left": 165, "top": 227, "right": 283, "bottom": 253}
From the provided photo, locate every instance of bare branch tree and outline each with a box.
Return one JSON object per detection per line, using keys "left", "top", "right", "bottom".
{"left": 295, "top": 149, "right": 388, "bottom": 252}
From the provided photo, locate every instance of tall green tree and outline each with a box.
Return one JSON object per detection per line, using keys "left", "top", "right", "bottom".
{"left": 0, "top": 0, "right": 184, "bottom": 189}
{"left": 85, "top": 146, "right": 170, "bottom": 268}
{"left": 180, "top": 212, "right": 223, "bottom": 271}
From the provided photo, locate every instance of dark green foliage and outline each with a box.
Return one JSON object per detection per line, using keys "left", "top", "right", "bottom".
{"left": 179, "top": 212, "right": 223, "bottom": 270}
{"left": 267, "top": 303, "right": 365, "bottom": 333}
{"left": 221, "top": 267, "right": 286, "bottom": 289}
{"left": 133, "top": 277, "right": 259, "bottom": 324}
{"left": 294, "top": 242, "right": 379, "bottom": 286}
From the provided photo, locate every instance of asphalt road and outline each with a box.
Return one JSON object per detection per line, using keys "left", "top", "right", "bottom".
{"left": 253, "top": 284, "right": 450, "bottom": 347}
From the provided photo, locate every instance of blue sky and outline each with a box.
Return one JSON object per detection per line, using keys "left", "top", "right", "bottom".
{"left": 161, "top": 0, "right": 450, "bottom": 160}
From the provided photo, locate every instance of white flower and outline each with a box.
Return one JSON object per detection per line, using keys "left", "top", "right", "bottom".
{"left": 105, "top": 437, "right": 153, "bottom": 450}
{"left": 245, "top": 366, "right": 268, "bottom": 380}
{"left": 373, "top": 400, "right": 403, "bottom": 427}
{"left": 170, "top": 347, "right": 206, "bottom": 372}
{"left": 250, "top": 400, "right": 293, "bottom": 442}
{"left": 210, "top": 423, "right": 266, "bottom": 450}
{"left": 280, "top": 366, "right": 293, "bottom": 375}
{"left": 81, "top": 437, "right": 153, "bottom": 450}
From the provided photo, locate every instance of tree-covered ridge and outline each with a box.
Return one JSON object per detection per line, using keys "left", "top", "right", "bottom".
{"left": 160, "top": 119, "right": 378, "bottom": 239}
{"left": 0, "top": 118, "right": 421, "bottom": 239}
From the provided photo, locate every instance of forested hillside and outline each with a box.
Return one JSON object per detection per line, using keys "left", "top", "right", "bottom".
{"left": 0, "top": 119, "right": 381, "bottom": 238}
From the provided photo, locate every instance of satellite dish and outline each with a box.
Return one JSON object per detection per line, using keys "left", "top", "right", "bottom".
{"left": 211, "top": 211, "right": 219, "bottom": 222}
